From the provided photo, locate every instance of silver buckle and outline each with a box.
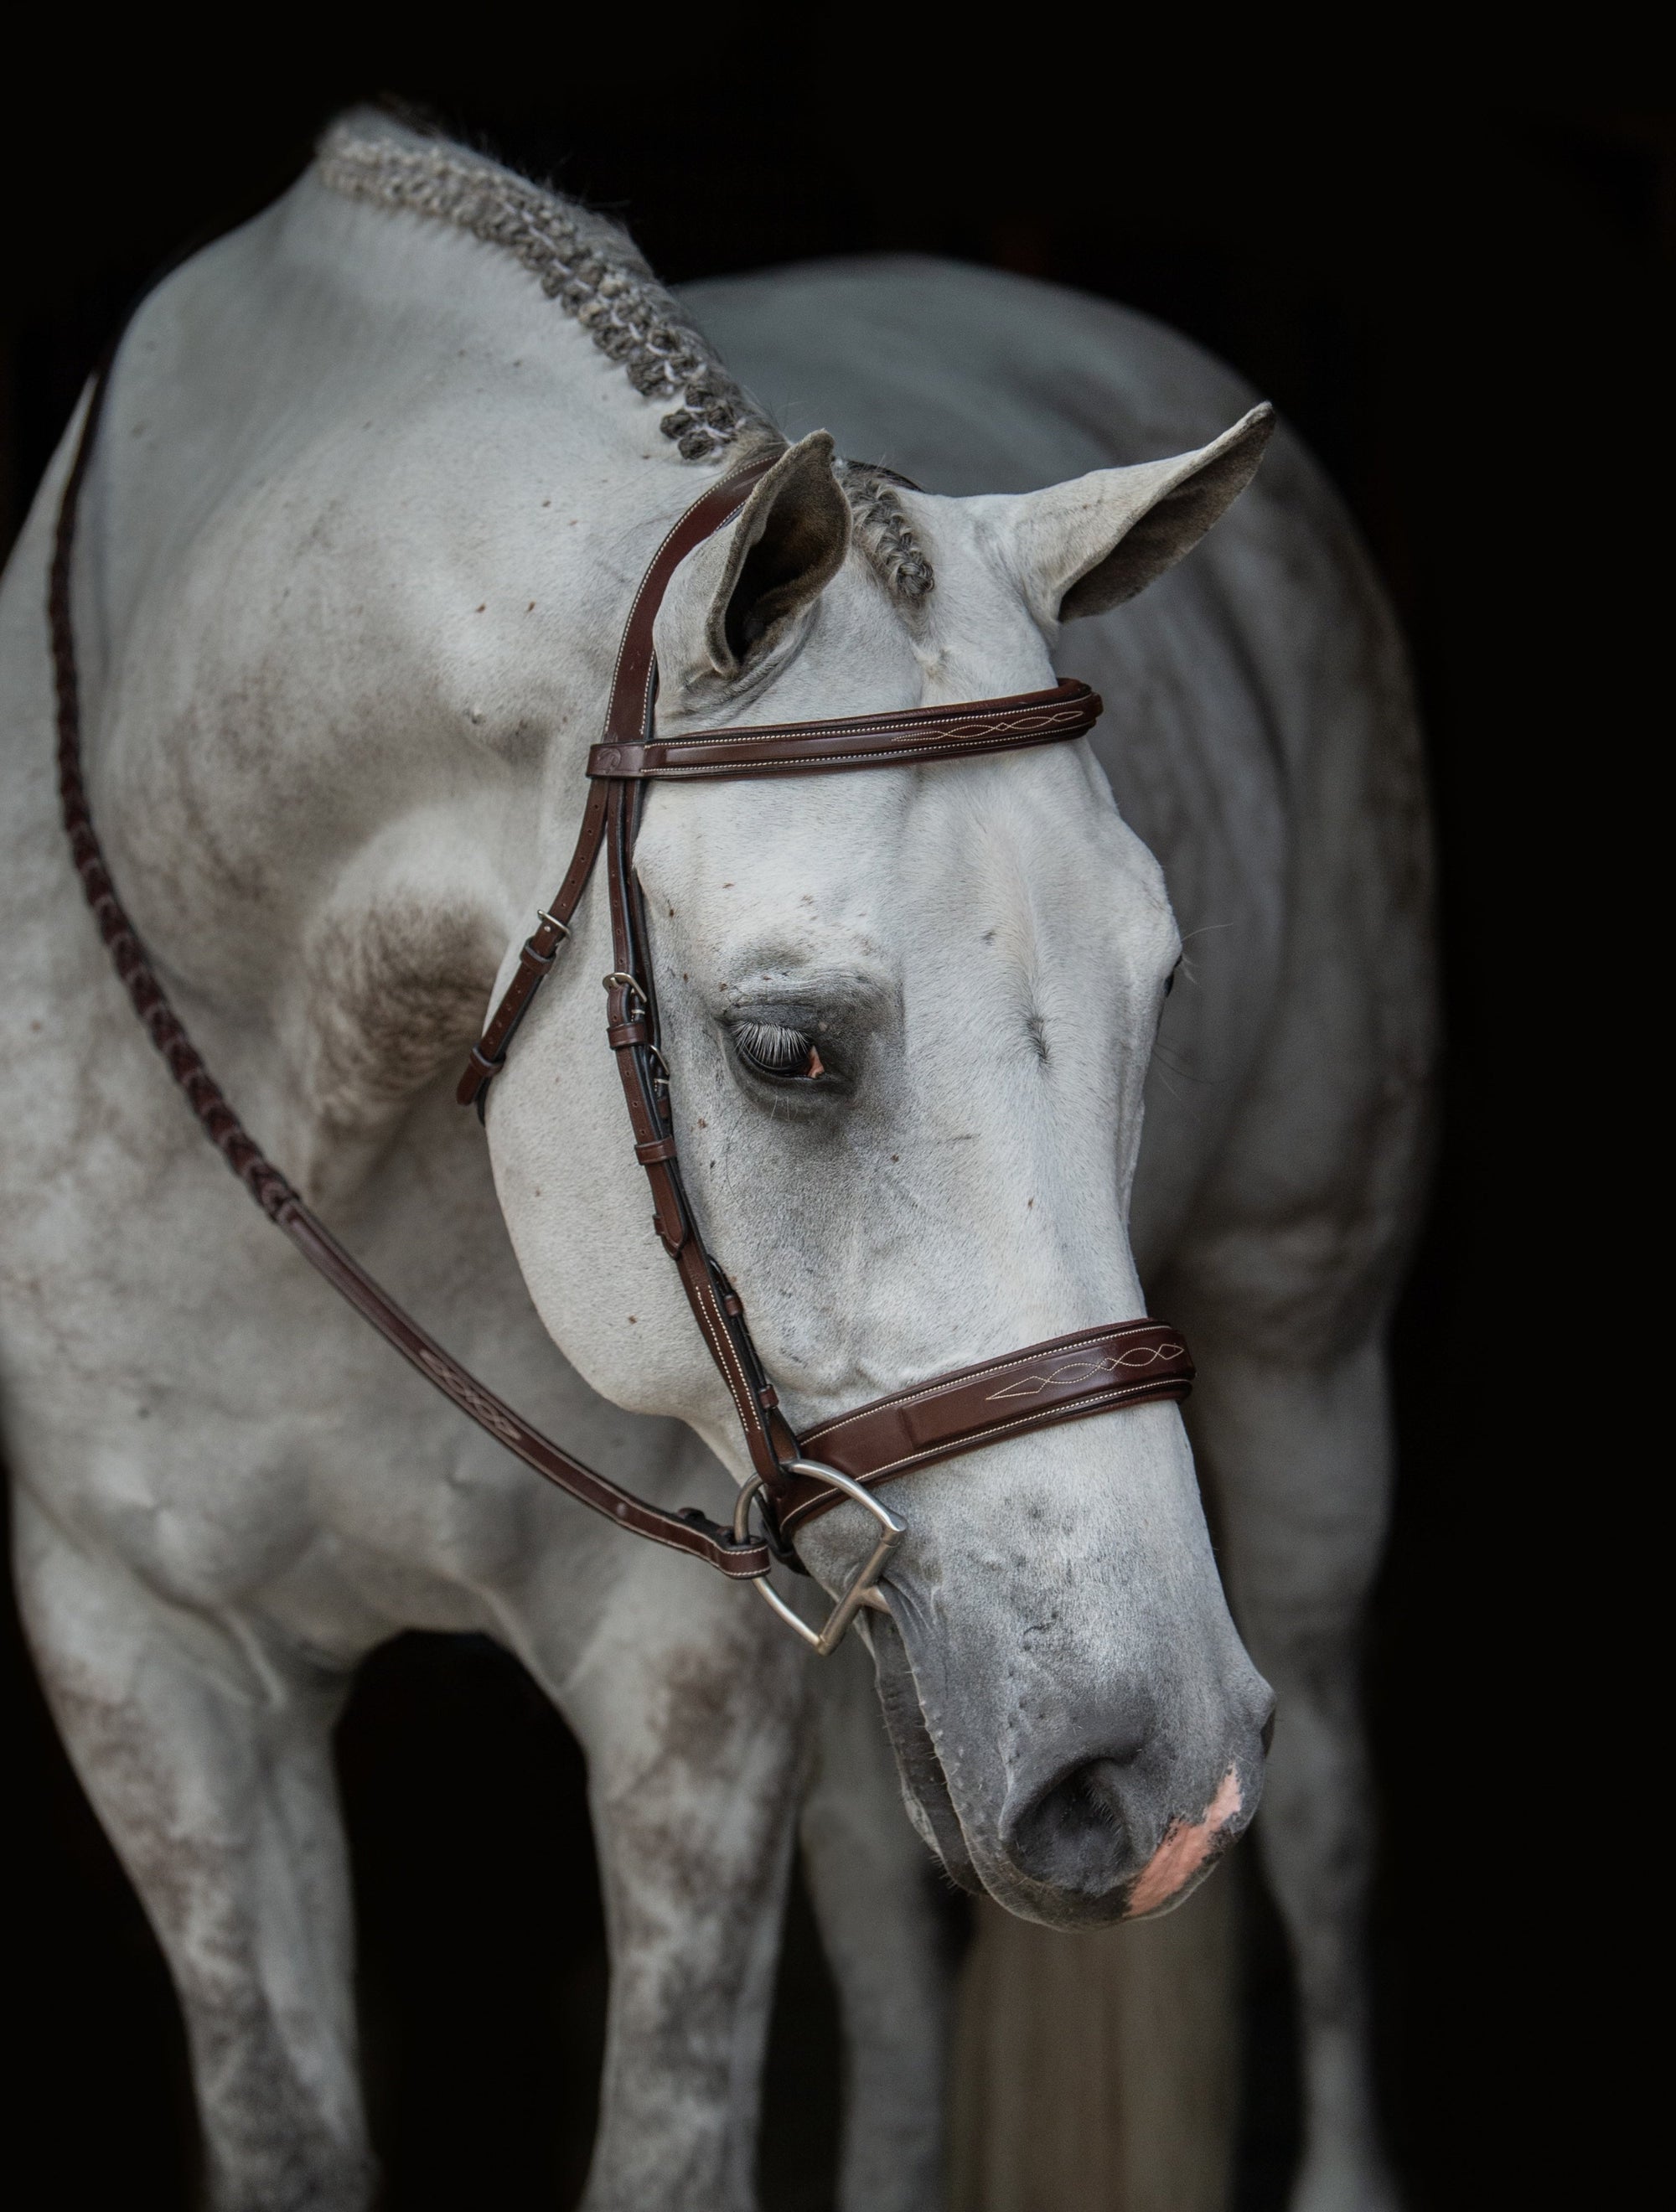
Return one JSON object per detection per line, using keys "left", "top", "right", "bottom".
{"left": 733, "top": 1460, "right": 904, "bottom": 1656}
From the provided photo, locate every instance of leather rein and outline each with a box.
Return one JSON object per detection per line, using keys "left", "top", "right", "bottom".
{"left": 50, "top": 373, "right": 1193, "bottom": 1654}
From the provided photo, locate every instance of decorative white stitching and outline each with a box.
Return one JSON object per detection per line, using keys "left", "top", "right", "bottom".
{"left": 789, "top": 1381, "right": 1183, "bottom": 1513}
{"left": 686, "top": 1271, "right": 765, "bottom": 1447}
{"left": 800, "top": 1325, "right": 1161, "bottom": 1445}
{"left": 986, "top": 1342, "right": 1187, "bottom": 1399}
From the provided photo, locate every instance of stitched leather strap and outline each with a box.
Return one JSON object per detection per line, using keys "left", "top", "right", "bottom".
{"left": 600, "top": 772, "right": 802, "bottom": 1490}
{"left": 455, "top": 778, "right": 607, "bottom": 1109}
{"left": 277, "top": 1207, "right": 770, "bottom": 1575}
{"left": 586, "top": 678, "right": 1099, "bottom": 782}
{"left": 456, "top": 456, "right": 780, "bottom": 1111}
{"left": 777, "top": 1322, "right": 1194, "bottom": 1538}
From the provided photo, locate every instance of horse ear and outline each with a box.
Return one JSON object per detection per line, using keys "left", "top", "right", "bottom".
{"left": 660, "top": 431, "right": 852, "bottom": 685}
{"left": 1001, "top": 404, "right": 1275, "bottom": 627}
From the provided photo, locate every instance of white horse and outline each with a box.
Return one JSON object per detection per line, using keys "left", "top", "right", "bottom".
{"left": 0, "top": 113, "right": 1430, "bottom": 2212}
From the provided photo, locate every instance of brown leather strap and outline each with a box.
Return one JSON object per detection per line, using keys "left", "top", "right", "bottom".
{"left": 50, "top": 346, "right": 770, "bottom": 1583}
{"left": 455, "top": 777, "right": 608, "bottom": 1109}
{"left": 778, "top": 1321, "right": 1194, "bottom": 1538}
{"left": 456, "top": 456, "right": 781, "bottom": 1112}
{"left": 602, "top": 456, "right": 782, "bottom": 745}
{"left": 587, "top": 678, "right": 1099, "bottom": 782}
{"left": 277, "top": 1207, "right": 769, "bottom": 1575}
{"left": 600, "top": 775, "right": 802, "bottom": 1491}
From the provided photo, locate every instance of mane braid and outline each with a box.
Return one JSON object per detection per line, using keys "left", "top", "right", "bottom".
{"left": 315, "top": 119, "right": 936, "bottom": 597}
{"left": 837, "top": 463, "right": 935, "bottom": 602}
{"left": 316, "top": 123, "right": 776, "bottom": 464}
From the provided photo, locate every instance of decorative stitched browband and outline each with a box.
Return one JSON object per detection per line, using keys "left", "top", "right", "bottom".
{"left": 583, "top": 685, "right": 1102, "bottom": 783}
{"left": 51, "top": 349, "right": 1192, "bottom": 1647}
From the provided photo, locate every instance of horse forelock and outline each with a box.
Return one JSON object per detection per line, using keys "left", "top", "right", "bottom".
{"left": 315, "top": 116, "right": 934, "bottom": 601}
{"left": 835, "top": 462, "right": 936, "bottom": 602}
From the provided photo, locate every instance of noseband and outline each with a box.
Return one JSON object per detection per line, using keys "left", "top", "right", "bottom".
{"left": 52, "top": 387, "right": 1192, "bottom": 1653}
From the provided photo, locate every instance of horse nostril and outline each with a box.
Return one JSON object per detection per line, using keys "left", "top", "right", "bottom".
{"left": 1006, "top": 1749, "right": 1145, "bottom": 1899}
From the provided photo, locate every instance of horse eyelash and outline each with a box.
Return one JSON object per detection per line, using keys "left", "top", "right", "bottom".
{"left": 732, "top": 1020, "right": 821, "bottom": 1078}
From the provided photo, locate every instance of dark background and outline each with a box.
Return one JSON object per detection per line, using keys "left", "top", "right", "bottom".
{"left": 3, "top": 45, "right": 1664, "bottom": 2211}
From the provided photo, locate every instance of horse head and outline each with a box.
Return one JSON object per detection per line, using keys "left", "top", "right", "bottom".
{"left": 486, "top": 416, "right": 1275, "bottom": 1926}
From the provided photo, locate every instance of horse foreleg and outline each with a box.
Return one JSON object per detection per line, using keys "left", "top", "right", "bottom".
{"left": 13, "top": 1486, "right": 370, "bottom": 2212}
{"left": 1187, "top": 1336, "right": 1402, "bottom": 2212}
{"left": 801, "top": 1626, "right": 955, "bottom": 2212}
{"left": 531, "top": 1558, "right": 806, "bottom": 2212}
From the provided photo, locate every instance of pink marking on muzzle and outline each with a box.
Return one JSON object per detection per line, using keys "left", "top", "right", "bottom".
{"left": 1124, "top": 1768, "right": 1243, "bottom": 1918}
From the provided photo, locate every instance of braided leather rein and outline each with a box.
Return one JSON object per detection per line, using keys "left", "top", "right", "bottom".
{"left": 51, "top": 351, "right": 1193, "bottom": 1652}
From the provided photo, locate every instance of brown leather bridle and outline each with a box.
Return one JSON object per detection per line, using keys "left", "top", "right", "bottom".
{"left": 51, "top": 368, "right": 1193, "bottom": 1653}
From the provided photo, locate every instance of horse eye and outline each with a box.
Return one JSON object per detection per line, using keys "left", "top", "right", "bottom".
{"left": 732, "top": 1019, "right": 826, "bottom": 1082}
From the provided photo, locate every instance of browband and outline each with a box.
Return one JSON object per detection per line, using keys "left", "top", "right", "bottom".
{"left": 584, "top": 680, "right": 1099, "bottom": 783}
{"left": 53, "top": 371, "right": 1192, "bottom": 1646}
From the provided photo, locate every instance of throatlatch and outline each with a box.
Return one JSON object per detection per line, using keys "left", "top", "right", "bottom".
{"left": 52, "top": 349, "right": 1192, "bottom": 1652}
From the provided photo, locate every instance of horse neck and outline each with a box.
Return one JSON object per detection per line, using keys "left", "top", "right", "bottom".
{"left": 82, "top": 183, "right": 732, "bottom": 1198}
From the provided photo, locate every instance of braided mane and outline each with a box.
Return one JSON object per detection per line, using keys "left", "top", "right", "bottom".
{"left": 316, "top": 118, "right": 933, "bottom": 600}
